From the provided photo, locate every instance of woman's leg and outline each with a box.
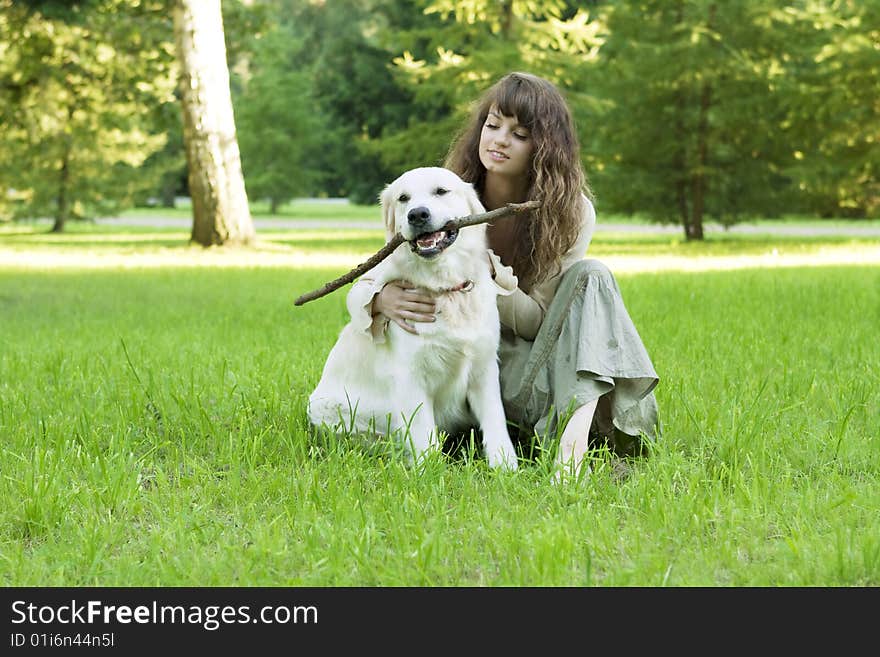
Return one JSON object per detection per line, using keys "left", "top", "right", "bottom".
{"left": 554, "top": 398, "right": 598, "bottom": 481}
{"left": 499, "top": 259, "right": 660, "bottom": 479}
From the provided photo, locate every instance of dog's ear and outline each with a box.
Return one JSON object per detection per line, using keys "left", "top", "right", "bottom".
{"left": 379, "top": 184, "right": 396, "bottom": 240}
{"left": 463, "top": 182, "right": 486, "bottom": 217}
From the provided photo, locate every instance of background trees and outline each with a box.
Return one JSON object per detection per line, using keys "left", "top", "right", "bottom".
{"left": 1, "top": 0, "right": 877, "bottom": 239}
{"left": 0, "top": 0, "right": 176, "bottom": 231}
{"left": 779, "top": 1, "right": 880, "bottom": 218}
{"left": 365, "top": 0, "right": 605, "bottom": 178}
{"left": 592, "top": 1, "right": 799, "bottom": 239}
{"left": 234, "top": 24, "right": 324, "bottom": 213}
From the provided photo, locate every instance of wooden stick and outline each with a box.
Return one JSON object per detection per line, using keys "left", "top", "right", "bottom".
{"left": 293, "top": 200, "right": 539, "bottom": 307}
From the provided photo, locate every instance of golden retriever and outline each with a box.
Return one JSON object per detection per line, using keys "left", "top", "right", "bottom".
{"left": 308, "top": 167, "right": 517, "bottom": 469}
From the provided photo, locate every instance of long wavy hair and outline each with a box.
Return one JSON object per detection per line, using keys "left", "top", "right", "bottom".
{"left": 444, "top": 72, "right": 591, "bottom": 291}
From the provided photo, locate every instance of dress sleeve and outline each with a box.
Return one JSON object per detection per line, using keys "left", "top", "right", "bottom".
{"left": 346, "top": 275, "right": 390, "bottom": 343}
{"left": 488, "top": 249, "right": 545, "bottom": 340}
{"left": 571, "top": 196, "right": 596, "bottom": 257}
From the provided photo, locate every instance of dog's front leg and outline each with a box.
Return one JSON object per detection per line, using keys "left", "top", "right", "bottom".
{"left": 468, "top": 360, "right": 518, "bottom": 470}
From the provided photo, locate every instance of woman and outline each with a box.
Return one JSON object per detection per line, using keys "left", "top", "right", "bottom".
{"left": 356, "top": 72, "right": 659, "bottom": 478}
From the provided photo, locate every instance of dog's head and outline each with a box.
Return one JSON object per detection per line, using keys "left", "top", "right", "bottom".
{"left": 380, "top": 167, "right": 485, "bottom": 259}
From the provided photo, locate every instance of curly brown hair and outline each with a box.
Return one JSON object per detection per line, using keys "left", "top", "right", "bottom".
{"left": 444, "top": 72, "right": 592, "bottom": 291}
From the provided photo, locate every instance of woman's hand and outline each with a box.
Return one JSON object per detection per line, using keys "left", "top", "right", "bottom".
{"left": 372, "top": 280, "right": 436, "bottom": 334}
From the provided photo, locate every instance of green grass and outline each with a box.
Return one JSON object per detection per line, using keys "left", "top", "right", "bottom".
{"left": 10, "top": 197, "right": 879, "bottom": 229}
{"left": 3, "top": 219, "right": 879, "bottom": 260}
{"left": 121, "top": 198, "right": 381, "bottom": 221}
{"left": 0, "top": 228, "right": 878, "bottom": 585}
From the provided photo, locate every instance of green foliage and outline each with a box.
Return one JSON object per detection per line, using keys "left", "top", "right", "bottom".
{"left": 371, "top": 0, "right": 605, "bottom": 175}
{"left": 283, "top": 0, "right": 422, "bottom": 204}
{"left": 235, "top": 26, "right": 325, "bottom": 210}
{"left": 591, "top": 1, "right": 792, "bottom": 231}
{"left": 588, "top": 0, "right": 879, "bottom": 225}
{"left": 135, "top": 98, "right": 186, "bottom": 208}
{"left": 225, "top": 0, "right": 418, "bottom": 205}
{"left": 2, "top": 0, "right": 877, "bottom": 226}
{"left": 0, "top": 0, "right": 177, "bottom": 226}
{"left": 777, "top": 2, "right": 880, "bottom": 217}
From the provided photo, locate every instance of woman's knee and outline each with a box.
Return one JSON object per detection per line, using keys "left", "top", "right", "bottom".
{"left": 564, "top": 258, "right": 615, "bottom": 286}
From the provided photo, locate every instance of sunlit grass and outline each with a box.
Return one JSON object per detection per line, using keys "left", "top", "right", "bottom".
{"left": 3, "top": 221, "right": 880, "bottom": 273}
{"left": 0, "top": 227, "right": 878, "bottom": 586}
{"left": 116, "top": 202, "right": 880, "bottom": 228}
{"left": 1, "top": 265, "right": 877, "bottom": 586}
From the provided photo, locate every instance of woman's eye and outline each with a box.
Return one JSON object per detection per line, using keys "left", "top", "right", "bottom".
{"left": 435, "top": 188, "right": 449, "bottom": 196}
{"left": 398, "top": 194, "right": 410, "bottom": 203}
{"left": 514, "top": 132, "right": 529, "bottom": 140}
{"left": 485, "top": 123, "right": 498, "bottom": 129}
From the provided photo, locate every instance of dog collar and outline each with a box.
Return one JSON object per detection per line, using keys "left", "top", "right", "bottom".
{"left": 442, "top": 280, "right": 474, "bottom": 294}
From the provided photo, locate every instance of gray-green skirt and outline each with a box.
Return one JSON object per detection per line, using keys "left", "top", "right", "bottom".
{"left": 499, "top": 259, "right": 660, "bottom": 456}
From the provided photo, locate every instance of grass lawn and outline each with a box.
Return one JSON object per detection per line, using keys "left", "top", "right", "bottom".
{"left": 0, "top": 222, "right": 878, "bottom": 586}
{"left": 121, "top": 198, "right": 381, "bottom": 222}
{"left": 27, "top": 196, "right": 880, "bottom": 229}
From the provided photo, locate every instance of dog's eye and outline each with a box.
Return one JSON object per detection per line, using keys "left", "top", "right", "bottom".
{"left": 435, "top": 188, "right": 449, "bottom": 196}
{"left": 398, "top": 194, "right": 410, "bottom": 203}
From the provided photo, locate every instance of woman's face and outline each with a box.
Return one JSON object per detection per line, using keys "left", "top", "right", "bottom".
{"left": 479, "top": 105, "right": 534, "bottom": 180}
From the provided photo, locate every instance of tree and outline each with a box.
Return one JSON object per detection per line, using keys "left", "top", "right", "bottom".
{"left": 779, "top": 1, "right": 880, "bottom": 218}
{"left": 173, "top": 0, "right": 254, "bottom": 246}
{"left": 0, "top": 0, "right": 176, "bottom": 230}
{"left": 132, "top": 0, "right": 272, "bottom": 211}
{"left": 256, "top": 0, "right": 422, "bottom": 204}
{"left": 373, "top": 1, "right": 605, "bottom": 177}
{"left": 592, "top": 0, "right": 804, "bottom": 240}
{"left": 234, "top": 23, "right": 325, "bottom": 212}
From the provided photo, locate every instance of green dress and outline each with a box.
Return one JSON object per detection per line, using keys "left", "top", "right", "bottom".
{"left": 497, "top": 258, "right": 660, "bottom": 457}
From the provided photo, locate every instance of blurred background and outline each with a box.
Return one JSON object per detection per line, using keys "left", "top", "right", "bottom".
{"left": 1, "top": 0, "right": 877, "bottom": 239}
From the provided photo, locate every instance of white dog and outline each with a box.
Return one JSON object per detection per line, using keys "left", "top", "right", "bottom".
{"left": 308, "top": 167, "right": 518, "bottom": 470}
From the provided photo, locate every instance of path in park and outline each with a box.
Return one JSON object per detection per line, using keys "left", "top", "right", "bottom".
{"left": 97, "top": 215, "right": 880, "bottom": 237}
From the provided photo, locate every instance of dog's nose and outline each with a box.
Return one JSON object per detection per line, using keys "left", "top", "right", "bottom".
{"left": 407, "top": 206, "right": 431, "bottom": 227}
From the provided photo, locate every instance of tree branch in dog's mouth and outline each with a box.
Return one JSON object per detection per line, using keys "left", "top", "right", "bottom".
{"left": 410, "top": 225, "right": 459, "bottom": 257}
{"left": 293, "top": 200, "right": 540, "bottom": 307}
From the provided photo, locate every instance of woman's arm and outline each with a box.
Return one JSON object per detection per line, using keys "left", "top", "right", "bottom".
{"left": 347, "top": 276, "right": 437, "bottom": 341}
{"left": 489, "top": 250, "right": 545, "bottom": 340}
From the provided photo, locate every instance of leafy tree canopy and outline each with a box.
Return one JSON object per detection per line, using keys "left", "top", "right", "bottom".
{"left": 0, "top": 0, "right": 176, "bottom": 228}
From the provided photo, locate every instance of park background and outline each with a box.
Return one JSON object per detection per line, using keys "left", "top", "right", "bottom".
{"left": 0, "top": 0, "right": 878, "bottom": 586}
{"left": 2, "top": 0, "right": 878, "bottom": 235}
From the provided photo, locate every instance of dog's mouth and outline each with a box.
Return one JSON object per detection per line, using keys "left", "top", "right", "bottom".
{"left": 409, "top": 223, "right": 459, "bottom": 258}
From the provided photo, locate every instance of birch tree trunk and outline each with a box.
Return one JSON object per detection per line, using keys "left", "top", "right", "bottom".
{"left": 173, "top": 0, "right": 254, "bottom": 246}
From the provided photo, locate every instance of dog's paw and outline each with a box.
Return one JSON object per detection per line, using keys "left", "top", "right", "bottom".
{"left": 485, "top": 440, "right": 518, "bottom": 471}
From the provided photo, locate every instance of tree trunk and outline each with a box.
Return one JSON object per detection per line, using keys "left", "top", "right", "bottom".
{"left": 687, "top": 4, "right": 715, "bottom": 241}
{"left": 500, "top": 1, "right": 514, "bottom": 38}
{"left": 673, "top": 1, "right": 692, "bottom": 241}
{"left": 173, "top": 0, "right": 254, "bottom": 247}
{"left": 688, "top": 77, "right": 711, "bottom": 241}
{"left": 51, "top": 105, "right": 76, "bottom": 234}
{"left": 51, "top": 145, "right": 71, "bottom": 233}
{"left": 674, "top": 92, "right": 691, "bottom": 239}
{"left": 159, "top": 176, "right": 178, "bottom": 207}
